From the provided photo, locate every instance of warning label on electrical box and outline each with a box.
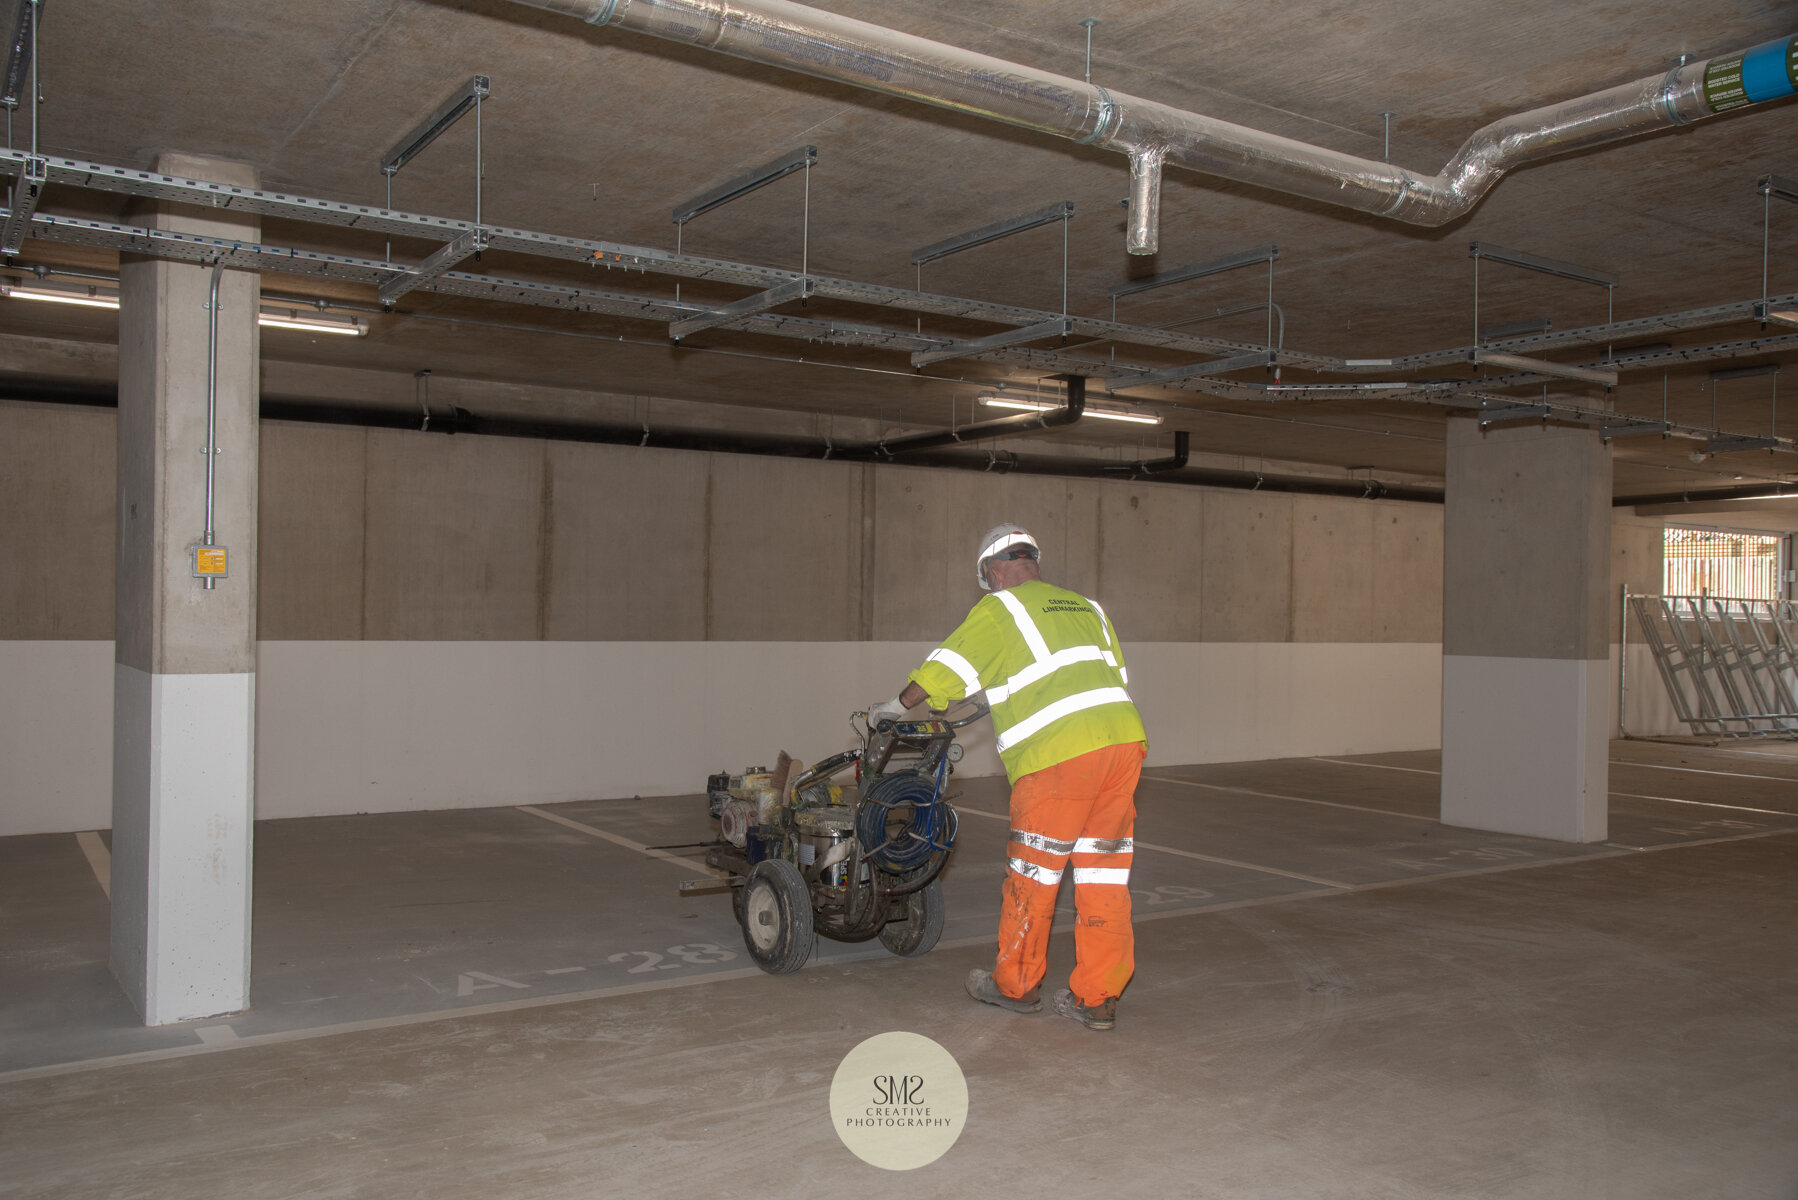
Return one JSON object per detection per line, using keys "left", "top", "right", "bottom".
{"left": 192, "top": 546, "right": 228, "bottom": 578}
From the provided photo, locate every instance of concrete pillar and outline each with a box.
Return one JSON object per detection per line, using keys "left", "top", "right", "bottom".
{"left": 1440, "top": 415, "right": 1611, "bottom": 843}
{"left": 110, "top": 154, "right": 260, "bottom": 1024}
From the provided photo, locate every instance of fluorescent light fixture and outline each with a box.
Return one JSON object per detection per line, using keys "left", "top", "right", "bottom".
{"left": 979, "top": 392, "right": 1162, "bottom": 424}
{"left": 3, "top": 282, "right": 118, "bottom": 308}
{"left": 5, "top": 279, "right": 366, "bottom": 334}
{"left": 1472, "top": 349, "right": 1617, "bottom": 387}
{"left": 257, "top": 310, "right": 367, "bottom": 336}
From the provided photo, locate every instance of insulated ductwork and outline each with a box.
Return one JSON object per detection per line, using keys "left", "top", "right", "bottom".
{"left": 510, "top": 0, "right": 1796, "bottom": 253}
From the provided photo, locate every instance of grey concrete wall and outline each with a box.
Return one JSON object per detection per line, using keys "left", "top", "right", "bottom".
{"left": 1, "top": 402, "right": 1446, "bottom": 646}
{"left": 1610, "top": 513, "right": 1666, "bottom": 642}
{"left": 0, "top": 404, "right": 116, "bottom": 639}
{"left": 1443, "top": 417, "right": 1612, "bottom": 661}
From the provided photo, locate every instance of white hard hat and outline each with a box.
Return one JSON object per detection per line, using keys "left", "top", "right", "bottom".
{"left": 975, "top": 523, "right": 1040, "bottom": 591}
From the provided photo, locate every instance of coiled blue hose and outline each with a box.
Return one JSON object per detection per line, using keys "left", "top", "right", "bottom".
{"left": 857, "top": 768, "right": 953, "bottom": 872}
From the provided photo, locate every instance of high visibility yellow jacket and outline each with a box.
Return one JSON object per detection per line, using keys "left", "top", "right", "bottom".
{"left": 908, "top": 579, "right": 1146, "bottom": 784}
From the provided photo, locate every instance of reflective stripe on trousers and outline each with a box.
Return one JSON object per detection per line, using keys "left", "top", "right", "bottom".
{"left": 993, "top": 740, "right": 1144, "bottom": 1008}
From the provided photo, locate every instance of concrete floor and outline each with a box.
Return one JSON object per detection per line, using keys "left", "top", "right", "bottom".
{"left": 2, "top": 741, "right": 1795, "bottom": 1197}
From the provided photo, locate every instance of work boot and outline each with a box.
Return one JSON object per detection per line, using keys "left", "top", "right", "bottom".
{"left": 965, "top": 968, "right": 1041, "bottom": 1013}
{"left": 1051, "top": 988, "right": 1116, "bottom": 1031}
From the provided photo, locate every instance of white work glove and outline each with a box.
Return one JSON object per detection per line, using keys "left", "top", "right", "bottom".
{"left": 867, "top": 696, "right": 909, "bottom": 728}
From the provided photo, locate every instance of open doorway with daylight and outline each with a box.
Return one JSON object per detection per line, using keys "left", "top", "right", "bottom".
{"left": 1663, "top": 527, "right": 1789, "bottom": 600}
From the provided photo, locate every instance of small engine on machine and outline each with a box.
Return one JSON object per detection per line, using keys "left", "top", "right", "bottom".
{"left": 683, "top": 701, "right": 986, "bottom": 975}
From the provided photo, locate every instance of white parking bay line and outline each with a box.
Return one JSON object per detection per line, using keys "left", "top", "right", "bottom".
{"left": 1609, "top": 761, "right": 1798, "bottom": 783}
{"left": 955, "top": 804, "right": 1352, "bottom": 889}
{"left": 1143, "top": 775, "right": 1417, "bottom": 821}
{"left": 516, "top": 806, "right": 726, "bottom": 878}
{"left": 1317, "top": 755, "right": 1798, "bottom": 788}
{"left": 1312, "top": 757, "right": 1439, "bottom": 776}
{"left": 1610, "top": 791, "right": 1798, "bottom": 818}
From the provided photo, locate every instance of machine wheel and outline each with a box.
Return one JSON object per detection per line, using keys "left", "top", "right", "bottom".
{"left": 739, "top": 859, "right": 814, "bottom": 974}
{"left": 877, "top": 878, "right": 945, "bottom": 957}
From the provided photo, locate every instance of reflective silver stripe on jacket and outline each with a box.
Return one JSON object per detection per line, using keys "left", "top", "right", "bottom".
{"left": 995, "top": 687, "right": 1134, "bottom": 753}
{"left": 988, "top": 588, "right": 1132, "bottom": 752}
{"left": 926, "top": 646, "right": 982, "bottom": 694}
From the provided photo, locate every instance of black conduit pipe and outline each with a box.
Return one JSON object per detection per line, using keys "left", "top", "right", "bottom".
{"left": 871, "top": 373, "right": 1086, "bottom": 457}
{"left": 0, "top": 377, "right": 1445, "bottom": 503}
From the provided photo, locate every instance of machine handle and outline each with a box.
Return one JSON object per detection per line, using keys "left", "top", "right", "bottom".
{"left": 944, "top": 699, "right": 990, "bottom": 729}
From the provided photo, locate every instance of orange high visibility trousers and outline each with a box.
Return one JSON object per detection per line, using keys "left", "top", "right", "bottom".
{"left": 992, "top": 740, "right": 1144, "bottom": 1007}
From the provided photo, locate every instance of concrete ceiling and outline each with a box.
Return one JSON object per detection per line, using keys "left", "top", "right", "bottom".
{"left": 3, "top": 0, "right": 1797, "bottom": 515}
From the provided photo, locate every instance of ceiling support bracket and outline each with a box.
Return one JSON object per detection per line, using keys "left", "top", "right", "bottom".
{"left": 379, "top": 227, "right": 487, "bottom": 306}
{"left": 1478, "top": 402, "right": 1553, "bottom": 427}
{"left": 1706, "top": 435, "right": 1779, "bottom": 454}
{"left": 910, "top": 317, "right": 1071, "bottom": 368}
{"left": 1106, "top": 349, "right": 1275, "bottom": 393}
{"left": 669, "top": 277, "right": 813, "bottom": 340}
{"left": 1, "top": 153, "right": 45, "bottom": 254}
{"left": 1601, "top": 419, "right": 1673, "bottom": 441}
{"left": 911, "top": 201, "right": 1074, "bottom": 265}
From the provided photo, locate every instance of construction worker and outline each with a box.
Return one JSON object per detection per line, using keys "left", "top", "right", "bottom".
{"left": 869, "top": 523, "right": 1146, "bottom": 1030}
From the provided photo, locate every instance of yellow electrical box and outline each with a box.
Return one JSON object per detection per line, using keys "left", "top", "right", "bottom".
{"left": 192, "top": 546, "right": 229, "bottom": 579}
